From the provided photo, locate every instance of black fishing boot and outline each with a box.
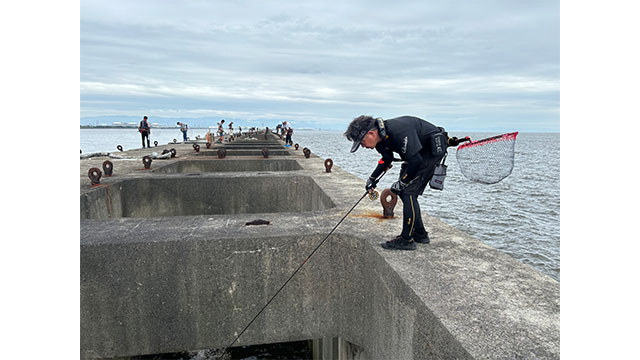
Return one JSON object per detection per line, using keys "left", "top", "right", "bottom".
{"left": 381, "top": 235, "right": 416, "bottom": 250}
{"left": 413, "top": 231, "right": 430, "bottom": 244}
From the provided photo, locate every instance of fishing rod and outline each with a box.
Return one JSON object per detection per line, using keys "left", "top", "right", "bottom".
{"left": 215, "top": 168, "right": 390, "bottom": 359}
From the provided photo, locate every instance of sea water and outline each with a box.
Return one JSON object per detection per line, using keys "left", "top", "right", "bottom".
{"left": 80, "top": 128, "right": 560, "bottom": 281}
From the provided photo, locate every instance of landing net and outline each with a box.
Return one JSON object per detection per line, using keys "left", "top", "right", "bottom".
{"left": 455, "top": 132, "right": 518, "bottom": 184}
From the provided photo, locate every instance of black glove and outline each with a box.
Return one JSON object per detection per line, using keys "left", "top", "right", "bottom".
{"left": 390, "top": 180, "right": 408, "bottom": 195}
{"left": 448, "top": 136, "right": 464, "bottom": 147}
{"left": 365, "top": 176, "right": 378, "bottom": 192}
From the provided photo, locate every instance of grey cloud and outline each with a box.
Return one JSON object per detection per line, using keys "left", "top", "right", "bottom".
{"left": 81, "top": 0, "right": 559, "bottom": 131}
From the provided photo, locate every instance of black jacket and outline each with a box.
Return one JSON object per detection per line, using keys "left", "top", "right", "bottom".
{"left": 139, "top": 120, "right": 150, "bottom": 133}
{"left": 370, "top": 116, "right": 444, "bottom": 183}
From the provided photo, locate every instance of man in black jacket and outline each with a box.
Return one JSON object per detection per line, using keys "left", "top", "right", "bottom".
{"left": 139, "top": 116, "right": 151, "bottom": 148}
{"left": 345, "top": 115, "right": 464, "bottom": 250}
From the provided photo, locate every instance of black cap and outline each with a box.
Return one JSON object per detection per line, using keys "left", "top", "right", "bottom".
{"left": 345, "top": 115, "right": 377, "bottom": 152}
{"left": 350, "top": 128, "right": 372, "bottom": 152}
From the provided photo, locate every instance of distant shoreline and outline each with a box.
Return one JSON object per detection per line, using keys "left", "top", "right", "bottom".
{"left": 81, "top": 125, "right": 212, "bottom": 130}
{"left": 80, "top": 126, "right": 559, "bottom": 133}
{"left": 80, "top": 125, "right": 325, "bottom": 131}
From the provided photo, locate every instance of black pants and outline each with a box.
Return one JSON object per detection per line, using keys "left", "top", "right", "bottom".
{"left": 400, "top": 193, "right": 426, "bottom": 238}
{"left": 399, "top": 153, "right": 445, "bottom": 239}
{"left": 141, "top": 132, "right": 150, "bottom": 148}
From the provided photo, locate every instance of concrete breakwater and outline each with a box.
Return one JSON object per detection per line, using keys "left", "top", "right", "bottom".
{"left": 80, "top": 132, "right": 559, "bottom": 359}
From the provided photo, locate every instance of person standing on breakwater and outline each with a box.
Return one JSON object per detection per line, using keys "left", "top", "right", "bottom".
{"left": 344, "top": 115, "right": 465, "bottom": 250}
{"left": 285, "top": 126, "right": 293, "bottom": 145}
{"left": 217, "top": 119, "right": 225, "bottom": 143}
{"left": 138, "top": 116, "right": 151, "bottom": 148}
{"left": 177, "top": 122, "right": 188, "bottom": 142}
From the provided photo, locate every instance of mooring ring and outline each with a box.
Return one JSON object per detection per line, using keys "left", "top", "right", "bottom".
{"left": 117, "top": 145, "right": 123, "bottom": 152}
{"left": 206, "top": 142, "right": 212, "bottom": 149}
{"left": 380, "top": 188, "right": 398, "bottom": 218}
{"left": 170, "top": 148, "right": 177, "bottom": 158}
{"left": 142, "top": 155, "right": 152, "bottom": 169}
{"left": 194, "top": 144, "right": 200, "bottom": 152}
{"left": 303, "top": 148, "right": 311, "bottom": 158}
{"left": 324, "top": 158, "right": 333, "bottom": 172}
{"left": 102, "top": 160, "right": 113, "bottom": 176}
{"left": 295, "top": 144, "right": 299, "bottom": 150}
{"left": 154, "top": 141, "right": 158, "bottom": 147}
{"left": 88, "top": 167, "right": 102, "bottom": 185}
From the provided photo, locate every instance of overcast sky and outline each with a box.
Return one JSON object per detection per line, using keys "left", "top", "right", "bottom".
{"left": 80, "top": 0, "right": 559, "bottom": 131}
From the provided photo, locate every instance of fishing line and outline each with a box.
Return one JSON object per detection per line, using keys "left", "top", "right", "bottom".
{"left": 215, "top": 170, "right": 389, "bottom": 359}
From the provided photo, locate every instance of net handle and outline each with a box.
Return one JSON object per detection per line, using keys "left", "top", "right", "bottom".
{"left": 457, "top": 132, "right": 518, "bottom": 150}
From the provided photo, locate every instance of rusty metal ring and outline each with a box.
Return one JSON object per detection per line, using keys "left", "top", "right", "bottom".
{"left": 88, "top": 167, "right": 102, "bottom": 185}
{"left": 173, "top": 139, "right": 177, "bottom": 143}
{"left": 380, "top": 188, "right": 398, "bottom": 218}
{"left": 194, "top": 144, "right": 200, "bottom": 152}
{"left": 102, "top": 160, "right": 113, "bottom": 176}
{"left": 154, "top": 141, "right": 158, "bottom": 147}
{"left": 170, "top": 148, "right": 177, "bottom": 158}
{"left": 117, "top": 145, "right": 123, "bottom": 152}
{"left": 295, "top": 144, "right": 299, "bottom": 150}
{"left": 324, "top": 158, "right": 333, "bottom": 172}
{"left": 262, "top": 148, "right": 269, "bottom": 158}
{"left": 206, "top": 142, "right": 212, "bottom": 149}
{"left": 303, "top": 148, "right": 311, "bottom": 158}
{"left": 192, "top": 143, "right": 197, "bottom": 149}
{"left": 142, "top": 155, "right": 152, "bottom": 169}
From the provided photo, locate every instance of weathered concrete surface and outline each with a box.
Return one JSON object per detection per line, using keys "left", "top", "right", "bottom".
{"left": 195, "top": 149, "right": 292, "bottom": 156}
{"left": 80, "top": 174, "right": 334, "bottom": 219}
{"left": 152, "top": 159, "right": 303, "bottom": 173}
{"left": 80, "top": 133, "right": 559, "bottom": 359}
{"left": 223, "top": 143, "right": 291, "bottom": 148}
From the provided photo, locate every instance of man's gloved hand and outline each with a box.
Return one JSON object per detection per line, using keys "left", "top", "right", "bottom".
{"left": 365, "top": 176, "right": 378, "bottom": 192}
{"left": 448, "top": 136, "right": 468, "bottom": 147}
{"left": 390, "top": 180, "right": 408, "bottom": 195}
{"left": 447, "top": 137, "right": 461, "bottom": 147}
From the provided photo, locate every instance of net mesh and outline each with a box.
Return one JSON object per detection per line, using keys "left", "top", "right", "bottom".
{"left": 455, "top": 132, "right": 518, "bottom": 184}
